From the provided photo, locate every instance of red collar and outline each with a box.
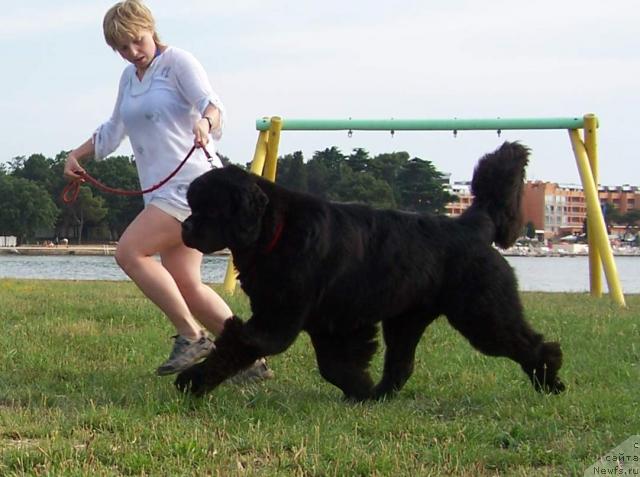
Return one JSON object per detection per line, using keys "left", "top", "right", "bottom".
{"left": 264, "top": 220, "right": 284, "bottom": 254}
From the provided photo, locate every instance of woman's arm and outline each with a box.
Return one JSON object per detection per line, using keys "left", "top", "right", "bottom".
{"left": 173, "top": 49, "right": 226, "bottom": 146}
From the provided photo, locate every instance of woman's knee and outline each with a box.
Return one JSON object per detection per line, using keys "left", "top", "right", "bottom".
{"left": 115, "top": 241, "right": 143, "bottom": 273}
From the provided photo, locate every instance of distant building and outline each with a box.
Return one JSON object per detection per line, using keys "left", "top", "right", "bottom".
{"left": 523, "top": 182, "right": 587, "bottom": 238}
{"left": 444, "top": 181, "right": 472, "bottom": 217}
{"left": 444, "top": 179, "right": 640, "bottom": 239}
{"left": 0, "top": 236, "right": 17, "bottom": 247}
{"left": 523, "top": 182, "right": 640, "bottom": 239}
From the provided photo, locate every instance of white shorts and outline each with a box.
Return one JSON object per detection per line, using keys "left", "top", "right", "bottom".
{"left": 148, "top": 197, "right": 191, "bottom": 223}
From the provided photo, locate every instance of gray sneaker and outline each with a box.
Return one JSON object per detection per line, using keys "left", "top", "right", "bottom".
{"left": 156, "top": 332, "right": 215, "bottom": 376}
{"left": 228, "top": 358, "right": 275, "bottom": 384}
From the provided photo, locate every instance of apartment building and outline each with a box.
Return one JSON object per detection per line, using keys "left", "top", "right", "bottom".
{"left": 445, "top": 181, "right": 640, "bottom": 239}
{"left": 444, "top": 181, "right": 472, "bottom": 217}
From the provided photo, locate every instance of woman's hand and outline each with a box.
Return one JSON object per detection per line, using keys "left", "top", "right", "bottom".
{"left": 193, "top": 118, "right": 210, "bottom": 148}
{"left": 64, "top": 155, "right": 86, "bottom": 181}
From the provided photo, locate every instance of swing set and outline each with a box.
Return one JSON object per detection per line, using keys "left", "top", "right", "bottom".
{"left": 222, "top": 113, "right": 626, "bottom": 307}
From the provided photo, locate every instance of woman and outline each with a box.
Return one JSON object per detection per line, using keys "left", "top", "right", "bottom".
{"left": 64, "top": 0, "right": 272, "bottom": 381}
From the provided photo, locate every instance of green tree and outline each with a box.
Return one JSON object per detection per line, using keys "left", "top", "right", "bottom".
{"left": 346, "top": 148, "right": 370, "bottom": 173}
{"left": 49, "top": 151, "right": 82, "bottom": 240}
{"left": 10, "top": 152, "right": 69, "bottom": 240}
{"left": 65, "top": 186, "right": 108, "bottom": 244}
{"left": 396, "top": 158, "right": 456, "bottom": 214}
{"left": 12, "top": 153, "right": 56, "bottom": 193}
{"left": 276, "top": 151, "right": 308, "bottom": 192}
{"left": 368, "top": 151, "right": 410, "bottom": 203}
{"left": 7, "top": 156, "right": 26, "bottom": 173}
{"left": 621, "top": 209, "right": 640, "bottom": 231}
{"left": 329, "top": 167, "right": 395, "bottom": 208}
{"left": 50, "top": 152, "right": 142, "bottom": 241}
{"left": 525, "top": 221, "right": 536, "bottom": 239}
{"left": 307, "top": 147, "right": 345, "bottom": 199}
{"left": 217, "top": 152, "right": 231, "bottom": 167}
{"left": 602, "top": 201, "right": 622, "bottom": 227}
{"left": 88, "top": 155, "right": 143, "bottom": 239}
{"left": 0, "top": 175, "right": 58, "bottom": 243}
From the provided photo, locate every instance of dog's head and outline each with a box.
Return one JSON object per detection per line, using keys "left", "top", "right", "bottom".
{"left": 182, "top": 165, "right": 269, "bottom": 254}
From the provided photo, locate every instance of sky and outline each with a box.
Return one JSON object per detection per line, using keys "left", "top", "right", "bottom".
{"left": 2, "top": 0, "right": 639, "bottom": 186}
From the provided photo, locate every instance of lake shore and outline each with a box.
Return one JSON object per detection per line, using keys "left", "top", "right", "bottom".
{"left": 0, "top": 245, "right": 231, "bottom": 256}
{"left": 2, "top": 245, "right": 638, "bottom": 257}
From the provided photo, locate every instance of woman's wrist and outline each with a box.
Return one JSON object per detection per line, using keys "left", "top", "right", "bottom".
{"left": 202, "top": 116, "right": 214, "bottom": 132}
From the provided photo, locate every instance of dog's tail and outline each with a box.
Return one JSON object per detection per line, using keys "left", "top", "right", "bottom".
{"left": 461, "top": 141, "right": 529, "bottom": 249}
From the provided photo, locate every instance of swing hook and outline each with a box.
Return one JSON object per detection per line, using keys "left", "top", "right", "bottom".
{"left": 347, "top": 129, "right": 353, "bottom": 138}
{"left": 453, "top": 129, "right": 458, "bottom": 138}
{"left": 497, "top": 129, "right": 502, "bottom": 138}
{"left": 390, "top": 129, "right": 395, "bottom": 138}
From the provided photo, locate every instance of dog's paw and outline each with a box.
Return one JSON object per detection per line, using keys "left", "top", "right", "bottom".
{"left": 530, "top": 370, "right": 566, "bottom": 395}
{"left": 549, "top": 379, "right": 566, "bottom": 394}
{"left": 174, "top": 362, "right": 212, "bottom": 397}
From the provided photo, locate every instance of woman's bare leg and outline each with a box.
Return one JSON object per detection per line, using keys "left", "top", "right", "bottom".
{"left": 115, "top": 205, "right": 203, "bottom": 339}
{"left": 161, "top": 242, "right": 232, "bottom": 336}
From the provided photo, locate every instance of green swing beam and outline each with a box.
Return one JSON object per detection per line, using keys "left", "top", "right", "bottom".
{"left": 255, "top": 117, "right": 588, "bottom": 131}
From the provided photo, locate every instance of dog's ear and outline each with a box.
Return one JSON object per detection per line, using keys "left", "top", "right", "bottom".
{"left": 233, "top": 182, "right": 268, "bottom": 221}
{"left": 227, "top": 181, "right": 269, "bottom": 248}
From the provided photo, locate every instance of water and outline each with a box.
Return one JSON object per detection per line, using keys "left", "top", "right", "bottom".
{"left": 506, "top": 255, "right": 639, "bottom": 293}
{"left": 0, "top": 254, "right": 638, "bottom": 293}
{"left": 0, "top": 254, "right": 229, "bottom": 284}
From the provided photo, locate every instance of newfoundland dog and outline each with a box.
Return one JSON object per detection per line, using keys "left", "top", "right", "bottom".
{"left": 176, "top": 142, "right": 565, "bottom": 400}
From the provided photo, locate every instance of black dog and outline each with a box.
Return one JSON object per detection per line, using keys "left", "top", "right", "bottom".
{"left": 177, "top": 142, "right": 565, "bottom": 400}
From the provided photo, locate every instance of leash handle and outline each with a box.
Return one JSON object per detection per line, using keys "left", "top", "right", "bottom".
{"left": 62, "top": 146, "right": 212, "bottom": 204}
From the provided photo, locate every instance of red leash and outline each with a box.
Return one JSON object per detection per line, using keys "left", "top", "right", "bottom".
{"left": 62, "top": 145, "right": 213, "bottom": 204}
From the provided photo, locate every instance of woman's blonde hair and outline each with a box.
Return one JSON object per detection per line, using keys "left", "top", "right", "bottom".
{"left": 103, "top": 0, "right": 163, "bottom": 50}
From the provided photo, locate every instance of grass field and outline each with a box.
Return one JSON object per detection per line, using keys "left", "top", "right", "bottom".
{"left": 0, "top": 279, "right": 638, "bottom": 476}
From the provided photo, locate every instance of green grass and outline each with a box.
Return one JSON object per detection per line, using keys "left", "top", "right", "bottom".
{"left": 0, "top": 279, "right": 638, "bottom": 476}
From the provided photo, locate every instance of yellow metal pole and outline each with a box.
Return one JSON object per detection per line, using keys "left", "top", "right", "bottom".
{"left": 222, "top": 250, "right": 239, "bottom": 294}
{"left": 568, "top": 129, "right": 626, "bottom": 307}
{"left": 263, "top": 116, "right": 283, "bottom": 182}
{"left": 222, "top": 130, "right": 271, "bottom": 294}
{"left": 583, "top": 114, "right": 602, "bottom": 297}
{"left": 250, "top": 129, "right": 270, "bottom": 175}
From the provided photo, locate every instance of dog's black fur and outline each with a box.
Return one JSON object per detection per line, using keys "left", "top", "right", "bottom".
{"left": 176, "top": 142, "right": 565, "bottom": 400}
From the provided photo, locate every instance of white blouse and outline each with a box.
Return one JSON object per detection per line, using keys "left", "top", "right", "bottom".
{"left": 93, "top": 46, "right": 225, "bottom": 208}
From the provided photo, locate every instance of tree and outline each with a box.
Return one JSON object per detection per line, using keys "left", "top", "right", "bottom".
{"left": 346, "top": 148, "right": 370, "bottom": 173}
{"left": 0, "top": 175, "right": 58, "bottom": 243}
{"left": 216, "top": 152, "right": 231, "bottom": 167}
{"left": 12, "top": 153, "right": 56, "bottom": 193}
{"left": 88, "top": 155, "right": 143, "bottom": 239}
{"left": 369, "top": 151, "right": 409, "bottom": 182}
{"left": 368, "top": 151, "right": 410, "bottom": 204}
{"left": 50, "top": 152, "right": 142, "bottom": 240}
{"left": 306, "top": 147, "right": 345, "bottom": 199}
{"left": 7, "top": 155, "right": 26, "bottom": 173}
{"left": 525, "top": 221, "right": 536, "bottom": 239}
{"left": 65, "top": 186, "right": 108, "bottom": 244}
{"left": 395, "top": 158, "right": 456, "bottom": 213}
{"left": 602, "top": 201, "right": 622, "bottom": 228}
{"left": 276, "top": 151, "right": 308, "bottom": 192}
{"left": 329, "top": 167, "right": 395, "bottom": 208}
{"left": 621, "top": 209, "right": 640, "bottom": 232}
